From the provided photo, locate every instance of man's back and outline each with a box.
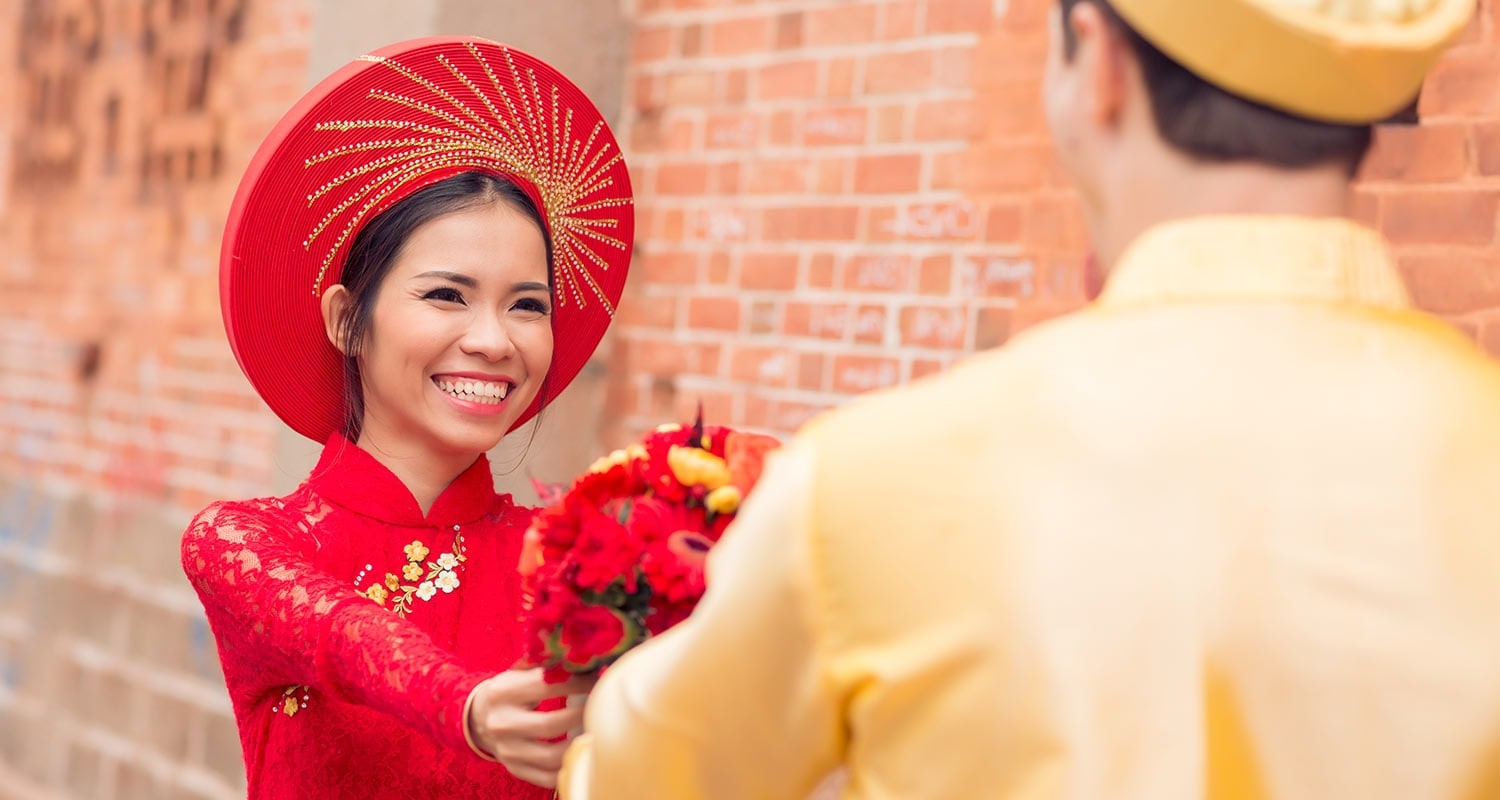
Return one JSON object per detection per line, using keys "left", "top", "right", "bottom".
{"left": 805, "top": 217, "right": 1500, "bottom": 798}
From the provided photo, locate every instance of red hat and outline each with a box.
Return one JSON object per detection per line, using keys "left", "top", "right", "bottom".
{"left": 221, "top": 37, "right": 633, "bottom": 442}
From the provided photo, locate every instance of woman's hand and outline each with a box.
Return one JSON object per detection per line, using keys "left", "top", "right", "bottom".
{"left": 466, "top": 668, "right": 596, "bottom": 788}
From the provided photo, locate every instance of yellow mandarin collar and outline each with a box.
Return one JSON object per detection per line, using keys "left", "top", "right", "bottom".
{"left": 1098, "top": 215, "right": 1412, "bottom": 311}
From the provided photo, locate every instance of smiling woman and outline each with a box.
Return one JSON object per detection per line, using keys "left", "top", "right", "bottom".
{"left": 320, "top": 174, "right": 557, "bottom": 510}
{"left": 179, "top": 37, "right": 632, "bottom": 800}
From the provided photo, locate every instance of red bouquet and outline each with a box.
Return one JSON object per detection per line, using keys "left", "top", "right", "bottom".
{"left": 518, "top": 415, "right": 780, "bottom": 681}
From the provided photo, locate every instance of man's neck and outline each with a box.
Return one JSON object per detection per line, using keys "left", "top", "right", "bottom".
{"left": 1091, "top": 154, "right": 1355, "bottom": 273}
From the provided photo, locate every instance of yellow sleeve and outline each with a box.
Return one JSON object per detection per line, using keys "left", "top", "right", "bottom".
{"left": 559, "top": 442, "right": 844, "bottom": 799}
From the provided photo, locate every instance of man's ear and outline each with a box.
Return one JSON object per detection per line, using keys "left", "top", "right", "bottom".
{"left": 1069, "top": 1, "right": 1129, "bottom": 128}
{"left": 320, "top": 285, "right": 354, "bottom": 356}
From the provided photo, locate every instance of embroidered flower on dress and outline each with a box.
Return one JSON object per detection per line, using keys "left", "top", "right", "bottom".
{"left": 354, "top": 535, "right": 468, "bottom": 617}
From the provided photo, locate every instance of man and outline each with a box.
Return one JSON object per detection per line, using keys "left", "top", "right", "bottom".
{"left": 561, "top": 0, "right": 1500, "bottom": 796}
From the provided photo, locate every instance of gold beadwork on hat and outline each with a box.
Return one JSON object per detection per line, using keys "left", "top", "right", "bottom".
{"left": 300, "top": 42, "right": 630, "bottom": 314}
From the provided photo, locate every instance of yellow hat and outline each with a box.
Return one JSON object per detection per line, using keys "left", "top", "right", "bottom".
{"left": 1109, "top": 0, "right": 1474, "bottom": 123}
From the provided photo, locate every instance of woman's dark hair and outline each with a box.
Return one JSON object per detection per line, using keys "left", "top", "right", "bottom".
{"left": 333, "top": 170, "right": 554, "bottom": 439}
{"left": 1058, "top": 0, "right": 1374, "bottom": 172}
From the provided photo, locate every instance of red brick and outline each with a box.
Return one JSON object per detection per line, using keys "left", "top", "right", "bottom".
{"left": 1473, "top": 121, "right": 1500, "bottom": 175}
{"left": 914, "top": 98, "right": 985, "bottom": 141}
{"left": 749, "top": 300, "right": 780, "bottom": 334}
{"left": 724, "top": 69, "right": 751, "bottom": 104}
{"left": 798, "top": 353, "right": 826, "bottom": 390}
{"left": 707, "top": 251, "right": 733, "bottom": 284}
{"left": 874, "top": 104, "right": 908, "bottom": 143}
{"left": 775, "top": 12, "right": 804, "bottom": 49}
{"left": 882, "top": 1, "right": 923, "bottom": 39}
{"left": 808, "top": 253, "right": 838, "bottom": 288}
{"left": 981, "top": 79, "right": 1046, "bottom": 138}
{"left": 958, "top": 254, "right": 1039, "bottom": 299}
{"left": 911, "top": 358, "right": 947, "bottom": 380}
{"left": 633, "top": 26, "right": 675, "bottom": 62}
{"left": 1419, "top": 48, "right": 1500, "bottom": 117}
{"left": 665, "top": 118, "right": 697, "bottom": 149}
{"left": 843, "top": 254, "right": 914, "bottom": 291}
{"left": 763, "top": 205, "right": 860, "bottom": 240}
{"left": 712, "top": 162, "right": 742, "bottom": 193}
{"left": 688, "top": 296, "right": 742, "bottom": 331}
{"left": 935, "top": 46, "right": 976, "bottom": 89}
{"left": 729, "top": 344, "right": 796, "bottom": 386}
{"left": 1359, "top": 123, "right": 1470, "bottom": 182}
{"left": 974, "top": 29, "right": 1048, "bottom": 83}
{"left": 655, "top": 161, "right": 711, "bottom": 195}
{"left": 1400, "top": 253, "right": 1500, "bottom": 314}
{"left": 900, "top": 305, "right": 968, "bottom": 348}
{"left": 807, "top": 3, "right": 879, "bottom": 46}
{"left": 639, "top": 251, "right": 698, "bottom": 285}
{"left": 709, "top": 16, "right": 772, "bottom": 56}
{"left": 758, "top": 60, "right": 821, "bottom": 101}
{"left": 928, "top": 0, "right": 997, "bottom": 33}
{"left": 865, "top": 50, "right": 934, "bottom": 94}
{"left": 785, "top": 302, "right": 850, "bottom": 339}
{"left": 665, "top": 71, "right": 715, "bottom": 104}
{"left": 831, "top": 354, "right": 902, "bottom": 393}
{"left": 681, "top": 23, "right": 704, "bottom": 57}
{"left": 705, "top": 113, "right": 759, "bottom": 149}
{"left": 618, "top": 294, "right": 679, "bottom": 328}
{"left": 871, "top": 200, "right": 981, "bottom": 241}
{"left": 770, "top": 109, "right": 798, "bottom": 145}
{"left": 631, "top": 339, "right": 722, "bottom": 376}
{"left": 740, "top": 252, "right": 800, "bottom": 290}
{"left": 804, "top": 107, "right": 868, "bottom": 146}
{"left": 826, "top": 57, "right": 858, "bottom": 98}
{"left": 854, "top": 153, "right": 922, "bottom": 193}
{"left": 814, "top": 158, "right": 849, "bottom": 194}
{"left": 633, "top": 73, "right": 664, "bottom": 110}
{"left": 985, "top": 202, "right": 1027, "bottom": 243}
{"left": 919, "top": 254, "right": 953, "bottom": 294}
{"left": 746, "top": 158, "right": 811, "bottom": 194}
{"left": 693, "top": 208, "right": 751, "bottom": 242}
{"left": 853, "top": 304, "right": 890, "bottom": 343}
{"left": 934, "top": 144, "right": 1048, "bottom": 193}
{"left": 1382, "top": 190, "right": 1499, "bottom": 245}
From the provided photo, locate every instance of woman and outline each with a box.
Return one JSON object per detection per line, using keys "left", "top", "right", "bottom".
{"left": 181, "top": 37, "right": 632, "bottom": 798}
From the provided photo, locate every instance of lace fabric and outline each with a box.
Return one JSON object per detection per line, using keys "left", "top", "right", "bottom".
{"left": 181, "top": 437, "right": 551, "bottom": 799}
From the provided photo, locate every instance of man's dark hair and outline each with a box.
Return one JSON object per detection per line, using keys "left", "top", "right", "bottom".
{"left": 1058, "top": 0, "right": 1374, "bottom": 172}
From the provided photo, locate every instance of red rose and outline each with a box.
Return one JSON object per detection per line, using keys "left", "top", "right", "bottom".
{"left": 641, "top": 530, "right": 712, "bottom": 605}
{"left": 567, "top": 505, "right": 643, "bottom": 593}
{"left": 553, "top": 604, "right": 639, "bottom": 672}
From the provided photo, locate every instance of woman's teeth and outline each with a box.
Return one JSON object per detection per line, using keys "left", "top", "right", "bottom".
{"left": 436, "top": 378, "right": 508, "bottom": 405}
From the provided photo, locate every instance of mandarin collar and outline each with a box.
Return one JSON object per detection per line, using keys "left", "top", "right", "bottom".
{"left": 1097, "top": 216, "right": 1412, "bottom": 311}
{"left": 305, "top": 435, "right": 504, "bottom": 527}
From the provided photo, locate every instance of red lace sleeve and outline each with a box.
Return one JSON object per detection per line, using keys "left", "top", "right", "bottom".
{"left": 181, "top": 498, "right": 488, "bottom": 756}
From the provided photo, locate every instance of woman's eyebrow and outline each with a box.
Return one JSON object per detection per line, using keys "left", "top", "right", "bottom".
{"left": 412, "top": 270, "right": 478, "bottom": 287}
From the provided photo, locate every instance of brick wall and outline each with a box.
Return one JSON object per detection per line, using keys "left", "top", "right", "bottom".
{"left": 3, "top": 0, "right": 1500, "bottom": 797}
{"left": 611, "top": 0, "right": 1500, "bottom": 446}
{"left": 610, "top": 0, "right": 1090, "bottom": 443}
{"left": 0, "top": 0, "right": 310, "bottom": 796}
